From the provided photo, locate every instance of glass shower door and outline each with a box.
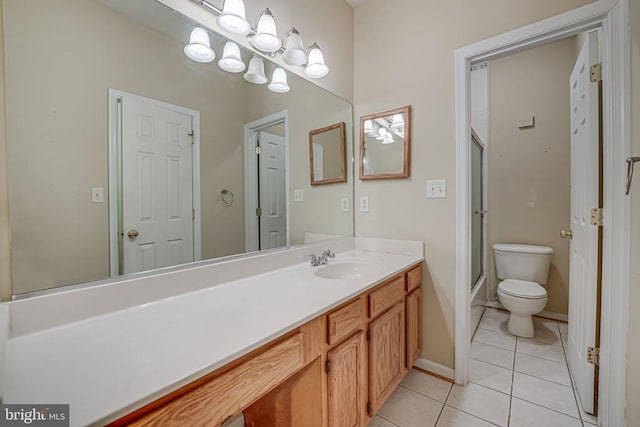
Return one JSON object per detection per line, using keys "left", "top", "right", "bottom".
{"left": 471, "top": 133, "right": 485, "bottom": 288}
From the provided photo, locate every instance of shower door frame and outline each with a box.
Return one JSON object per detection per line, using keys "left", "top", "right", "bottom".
{"left": 453, "top": 1, "right": 630, "bottom": 426}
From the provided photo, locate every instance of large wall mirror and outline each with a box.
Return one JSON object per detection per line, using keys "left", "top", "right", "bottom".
{"left": 4, "top": 0, "right": 354, "bottom": 295}
{"left": 359, "top": 105, "right": 411, "bottom": 180}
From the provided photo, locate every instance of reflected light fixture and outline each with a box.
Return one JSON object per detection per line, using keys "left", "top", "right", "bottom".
{"left": 217, "top": 0, "right": 251, "bottom": 36}
{"left": 390, "top": 114, "right": 405, "bottom": 131}
{"left": 376, "top": 127, "right": 388, "bottom": 141}
{"left": 184, "top": 27, "right": 215, "bottom": 63}
{"left": 243, "top": 55, "right": 268, "bottom": 84}
{"left": 251, "top": 9, "right": 281, "bottom": 53}
{"left": 364, "top": 119, "right": 374, "bottom": 135}
{"left": 282, "top": 28, "right": 307, "bottom": 66}
{"left": 268, "top": 67, "right": 290, "bottom": 93}
{"left": 382, "top": 132, "right": 395, "bottom": 144}
{"left": 218, "top": 41, "right": 246, "bottom": 73}
{"left": 305, "top": 43, "right": 329, "bottom": 78}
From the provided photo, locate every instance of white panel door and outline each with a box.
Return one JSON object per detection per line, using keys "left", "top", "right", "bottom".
{"left": 122, "top": 95, "right": 194, "bottom": 274}
{"left": 567, "top": 31, "right": 600, "bottom": 414}
{"left": 258, "top": 131, "right": 287, "bottom": 250}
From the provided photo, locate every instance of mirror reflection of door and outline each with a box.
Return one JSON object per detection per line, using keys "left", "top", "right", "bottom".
{"left": 113, "top": 91, "right": 201, "bottom": 275}
{"left": 257, "top": 131, "right": 287, "bottom": 250}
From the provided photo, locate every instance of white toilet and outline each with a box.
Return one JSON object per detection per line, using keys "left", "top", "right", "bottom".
{"left": 493, "top": 243, "right": 553, "bottom": 338}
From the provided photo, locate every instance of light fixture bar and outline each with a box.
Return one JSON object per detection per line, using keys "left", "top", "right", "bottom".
{"left": 191, "top": 0, "right": 286, "bottom": 55}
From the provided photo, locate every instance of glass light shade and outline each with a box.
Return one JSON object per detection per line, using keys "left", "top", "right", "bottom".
{"left": 251, "top": 9, "right": 281, "bottom": 53}
{"left": 218, "top": 41, "right": 246, "bottom": 73}
{"left": 268, "top": 67, "right": 290, "bottom": 93}
{"left": 304, "top": 43, "right": 329, "bottom": 78}
{"left": 243, "top": 55, "right": 268, "bottom": 84}
{"left": 184, "top": 27, "right": 215, "bottom": 63}
{"left": 363, "top": 119, "right": 374, "bottom": 135}
{"left": 382, "top": 133, "right": 395, "bottom": 144}
{"left": 282, "top": 28, "right": 307, "bottom": 66}
{"left": 217, "top": 0, "right": 251, "bottom": 36}
{"left": 376, "top": 127, "right": 388, "bottom": 140}
{"left": 390, "top": 114, "right": 405, "bottom": 131}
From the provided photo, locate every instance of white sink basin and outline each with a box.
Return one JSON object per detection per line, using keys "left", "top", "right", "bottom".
{"left": 314, "top": 261, "right": 380, "bottom": 280}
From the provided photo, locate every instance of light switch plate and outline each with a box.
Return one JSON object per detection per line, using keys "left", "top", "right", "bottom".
{"left": 91, "top": 187, "right": 104, "bottom": 203}
{"left": 340, "top": 197, "right": 349, "bottom": 212}
{"left": 294, "top": 189, "right": 304, "bottom": 202}
{"left": 359, "top": 196, "right": 369, "bottom": 212}
{"left": 426, "top": 179, "right": 447, "bottom": 199}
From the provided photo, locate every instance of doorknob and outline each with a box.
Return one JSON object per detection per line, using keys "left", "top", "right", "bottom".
{"left": 127, "top": 229, "right": 139, "bottom": 238}
{"left": 560, "top": 229, "right": 573, "bottom": 239}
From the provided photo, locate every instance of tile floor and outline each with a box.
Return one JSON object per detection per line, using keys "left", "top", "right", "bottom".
{"left": 372, "top": 308, "right": 598, "bottom": 426}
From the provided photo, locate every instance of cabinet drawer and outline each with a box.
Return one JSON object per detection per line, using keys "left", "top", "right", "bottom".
{"left": 406, "top": 266, "right": 421, "bottom": 292}
{"left": 132, "top": 333, "right": 305, "bottom": 426}
{"left": 327, "top": 299, "right": 363, "bottom": 346}
{"left": 369, "top": 276, "right": 405, "bottom": 319}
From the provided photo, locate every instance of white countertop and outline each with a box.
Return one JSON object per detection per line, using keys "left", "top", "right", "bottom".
{"left": 3, "top": 245, "right": 422, "bottom": 426}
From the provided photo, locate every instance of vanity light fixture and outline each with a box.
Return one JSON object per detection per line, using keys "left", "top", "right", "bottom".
{"left": 304, "top": 43, "right": 329, "bottom": 79}
{"left": 282, "top": 28, "right": 307, "bottom": 66}
{"left": 184, "top": 27, "right": 215, "bottom": 63}
{"left": 217, "top": 0, "right": 251, "bottom": 36}
{"left": 218, "top": 41, "right": 246, "bottom": 73}
{"left": 381, "top": 132, "right": 395, "bottom": 144}
{"left": 243, "top": 55, "right": 268, "bottom": 84}
{"left": 268, "top": 67, "right": 290, "bottom": 93}
{"left": 376, "top": 127, "right": 388, "bottom": 141}
{"left": 251, "top": 9, "right": 281, "bottom": 53}
{"left": 192, "top": 0, "right": 331, "bottom": 79}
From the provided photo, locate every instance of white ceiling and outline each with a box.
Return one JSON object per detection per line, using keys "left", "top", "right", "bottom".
{"left": 345, "top": 0, "right": 368, "bottom": 8}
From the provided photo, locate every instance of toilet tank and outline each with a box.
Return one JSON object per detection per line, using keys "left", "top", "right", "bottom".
{"left": 493, "top": 243, "right": 553, "bottom": 285}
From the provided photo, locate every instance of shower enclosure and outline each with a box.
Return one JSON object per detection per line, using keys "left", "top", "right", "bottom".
{"left": 471, "top": 131, "right": 485, "bottom": 288}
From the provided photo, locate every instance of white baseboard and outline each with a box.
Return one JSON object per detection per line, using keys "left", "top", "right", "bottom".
{"left": 484, "top": 302, "right": 568, "bottom": 322}
{"left": 414, "top": 358, "right": 455, "bottom": 381}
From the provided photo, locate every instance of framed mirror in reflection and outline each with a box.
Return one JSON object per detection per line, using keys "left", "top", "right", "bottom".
{"left": 359, "top": 105, "right": 412, "bottom": 180}
{"left": 4, "top": 0, "right": 353, "bottom": 295}
{"left": 309, "top": 122, "right": 347, "bottom": 186}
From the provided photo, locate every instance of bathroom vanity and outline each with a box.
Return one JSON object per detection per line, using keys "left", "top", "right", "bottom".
{"left": 2, "top": 238, "right": 424, "bottom": 427}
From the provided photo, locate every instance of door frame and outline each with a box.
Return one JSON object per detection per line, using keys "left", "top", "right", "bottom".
{"left": 243, "top": 110, "right": 290, "bottom": 252}
{"left": 107, "top": 89, "right": 202, "bottom": 276}
{"left": 453, "top": 1, "right": 630, "bottom": 425}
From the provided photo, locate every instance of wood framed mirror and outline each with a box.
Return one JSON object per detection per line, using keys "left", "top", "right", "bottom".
{"left": 309, "top": 121, "right": 347, "bottom": 185}
{"left": 359, "top": 105, "right": 411, "bottom": 180}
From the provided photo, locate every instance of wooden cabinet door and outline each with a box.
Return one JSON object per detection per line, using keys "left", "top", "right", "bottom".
{"left": 327, "top": 332, "right": 365, "bottom": 427}
{"left": 368, "top": 302, "right": 405, "bottom": 415}
{"left": 406, "top": 288, "right": 422, "bottom": 369}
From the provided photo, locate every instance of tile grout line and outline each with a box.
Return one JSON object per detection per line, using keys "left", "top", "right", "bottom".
{"left": 376, "top": 413, "right": 401, "bottom": 427}
{"left": 560, "top": 323, "right": 588, "bottom": 426}
{"left": 508, "top": 335, "right": 518, "bottom": 426}
{"left": 510, "top": 395, "right": 585, "bottom": 422}
{"left": 397, "top": 383, "right": 449, "bottom": 405}
{"left": 441, "top": 403, "right": 502, "bottom": 426}
{"left": 433, "top": 383, "right": 454, "bottom": 427}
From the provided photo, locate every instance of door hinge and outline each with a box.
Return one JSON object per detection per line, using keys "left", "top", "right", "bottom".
{"left": 325, "top": 360, "right": 331, "bottom": 374}
{"left": 590, "top": 208, "right": 603, "bottom": 226}
{"left": 590, "top": 63, "right": 602, "bottom": 82}
{"left": 192, "top": 208, "right": 195, "bottom": 220}
{"left": 255, "top": 145, "right": 262, "bottom": 155}
{"left": 188, "top": 130, "right": 195, "bottom": 137}
{"left": 256, "top": 208, "right": 262, "bottom": 217}
{"left": 366, "top": 330, "right": 371, "bottom": 341}
{"left": 587, "top": 346, "right": 600, "bottom": 366}
{"left": 367, "top": 401, "right": 372, "bottom": 416}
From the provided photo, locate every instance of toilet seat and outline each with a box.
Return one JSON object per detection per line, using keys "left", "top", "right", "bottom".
{"left": 498, "top": 279, "right": 547, "bottom": 299}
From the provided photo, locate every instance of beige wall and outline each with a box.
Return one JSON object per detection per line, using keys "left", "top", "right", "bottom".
{"left": 487, "top": 37, "right": 575, "bottom": 315}
{"left": 627, "top": 0, "right": 640, "bottom": 425}
{"left": 353, "top": 0, "right": 594, "bottom": 368}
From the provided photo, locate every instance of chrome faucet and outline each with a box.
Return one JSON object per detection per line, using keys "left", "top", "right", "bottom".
{"left": 309, "top": 250, "right": 335, "bottom": 267}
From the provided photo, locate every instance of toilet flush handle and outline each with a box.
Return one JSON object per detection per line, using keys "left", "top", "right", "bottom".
{"left": 560, "top": 229, "right": 573, "bottom": 239}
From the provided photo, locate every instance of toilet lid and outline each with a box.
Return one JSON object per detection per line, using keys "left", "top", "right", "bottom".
{"left": 498, "top": 279, "right": 547, "bottom": 299}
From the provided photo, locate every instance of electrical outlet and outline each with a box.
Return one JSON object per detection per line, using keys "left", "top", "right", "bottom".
{"left": 91, "top": 187, "right": 104, "bottom": 203}
{"left": 359, "top": 196, "right": 369, "bottom": 212}
{"left": 426, "top": 179, "right": 447, "bottom": 199}
{"left": 294, "top": 189, "right": 304, "bottom": 202}
{"left": 340, "top": 197, "right": 349, "bottom": 212}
